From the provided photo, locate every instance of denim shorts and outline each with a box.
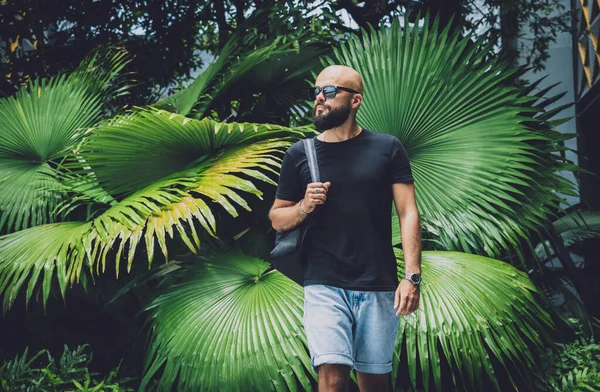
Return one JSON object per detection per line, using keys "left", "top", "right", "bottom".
{"left": 303, "top": 284, "right": 400, "bottom": 374}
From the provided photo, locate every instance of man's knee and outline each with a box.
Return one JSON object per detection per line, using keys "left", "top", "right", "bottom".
{"left": 318, "top": 364, "right": 351, "bottom": 389}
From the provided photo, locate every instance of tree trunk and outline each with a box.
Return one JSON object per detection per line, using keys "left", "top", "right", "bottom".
{"left": 499, "top": 0, "right": 520, "bottom": 71}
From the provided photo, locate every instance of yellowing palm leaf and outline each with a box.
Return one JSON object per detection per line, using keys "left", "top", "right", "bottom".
{"left": 0, "top": 112, "right": 304, "bottom": 310}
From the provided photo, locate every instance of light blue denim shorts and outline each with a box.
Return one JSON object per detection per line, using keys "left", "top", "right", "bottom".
{"left": 303, "top": 284, "right": 400, "bottom": 374}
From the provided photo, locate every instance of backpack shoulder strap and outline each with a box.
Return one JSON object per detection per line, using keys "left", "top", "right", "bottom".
{"left": 302, "top": 138, "right": 320, "bottom": 183}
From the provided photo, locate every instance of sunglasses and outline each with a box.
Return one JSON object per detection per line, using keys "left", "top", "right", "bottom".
{"left": 308, "top": 85, "right": 359, "bottom": 100}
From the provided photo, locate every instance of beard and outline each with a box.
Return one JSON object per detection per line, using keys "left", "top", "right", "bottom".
{"left": 312, "top": 103, "right": 352, "bottom": 131}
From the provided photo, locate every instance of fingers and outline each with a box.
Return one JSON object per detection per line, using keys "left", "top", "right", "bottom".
{"left": 304, "top": 182, "right": 331, "bottom": 211}
{"left": 396, "top": 296, "right": 409, "bottom": 316}
{"left": 307, "top": 182, "right": 330, "bottom": 195}
{"left": 394, "top": 281, "right": 420, "bottom": 316}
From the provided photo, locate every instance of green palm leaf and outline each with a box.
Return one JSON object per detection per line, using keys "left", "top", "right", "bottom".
{"left": 536, "top": 210, "right": 600, "bottom": 260}
{"left": 154, "top": 35, "right": 298, "bottom": 119}
{"left": 154, "top": 38, "right": 238, "bottom": 117}
{"left": 0, "top": 51, "right": 128, "bottom": 233}
{"left": 329, "top": 16, "right": 575, "bottom": 261}
{"left": 140, "top": 249, "right": 312, "bottom": 392}
{"left": 82, "top": 109, "right": 303, "bottom": 197}
{"left": 552, "top": 210, "right": 600, "bottom": 248}
{"left": 216, "top": 44, "right": 330, "bottom": 125}
{"left": 0, "top": 222, "right": 91, "bottom": 311}
{"left": 137, "top": 248, "right": 553, "bottom": 391}
{"left": 395, "top": 250, "right": 554, "bottom": 391}
{"left": 0, "top": 113, "right": 304, "bottom": 309}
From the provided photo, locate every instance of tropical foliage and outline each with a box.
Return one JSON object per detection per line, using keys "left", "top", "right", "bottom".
{"left": 0, "top": 12, "right": 592, "bottom": 392}
{"left": 0, "top": 114, "right": 303, "bottom": 311}
{"left": 394, "top": 251, "right": 555, "bottom": 391}
{"left": 0, "top": 50, "right": 128, "bottom": 234}
{"left": 331, "top": 16, "right": 575, "bottom": 263}
{"left": 140, "top": 250, "right": 310, "bottom": 392}
{"left": 538, "top": 322, "right": 600, "bottom": 392}
{"left": 0, "top": 345, "right": 134, "bottom": 391}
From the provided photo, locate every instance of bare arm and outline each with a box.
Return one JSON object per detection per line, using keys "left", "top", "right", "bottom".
{"left": 269, "top": 199, "right": 309, "bottom": 233}
{"left": 269, "top": 181, "right": 331, "bottom": 232}
{"left": 392, "top": 182, "right": 422, "bottom": 316}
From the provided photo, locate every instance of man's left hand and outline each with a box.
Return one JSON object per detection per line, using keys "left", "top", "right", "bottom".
{"left": 394, "top": 279, "right": 420, "bottom": 316}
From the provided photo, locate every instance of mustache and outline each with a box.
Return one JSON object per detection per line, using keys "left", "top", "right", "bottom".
{"left": 313, "top": 103, "right": 331, "bottom": 112}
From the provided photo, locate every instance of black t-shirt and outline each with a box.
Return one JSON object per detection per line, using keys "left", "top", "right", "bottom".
{"left": 275, "top": 129, "right": 414, "bottom": 291}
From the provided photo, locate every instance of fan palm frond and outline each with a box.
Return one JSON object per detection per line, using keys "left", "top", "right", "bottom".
{"left": 329, "top": 16, "right": 576, "bottom": 262}
{"left": 394, "top": 250, "right": 555, "bottom": 391}
{"left": 0, "top": 222, "right": 91, "bottom": 311}
{"left": 136, "top": 248, "right": 554, "bottom": 391}
{"left": 0, "top": 113, "right": 304, "bottom": 310}
{"left": 140, "top": 249, "right": 312, "bottom": 392}
{"left": 0, "top": 50, "right": 128, "bottom": 233}
{"left": 82, "top": 109, "right": 304, "bottom": 197}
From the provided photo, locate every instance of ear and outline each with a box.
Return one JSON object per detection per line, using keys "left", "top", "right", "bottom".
{"left": 352, "top": 94, "right": 363, "bottom": 108}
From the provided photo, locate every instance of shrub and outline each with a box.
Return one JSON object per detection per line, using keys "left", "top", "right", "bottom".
{"left": 541, "top": 323, "right": 600, "bottom": 391}
{"left": 0, "top": 345, "right": 134, "bottom": 392}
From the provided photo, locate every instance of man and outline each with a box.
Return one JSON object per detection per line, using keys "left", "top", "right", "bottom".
{"left": 269, "top": 65, "right": 421, "bottom": 392}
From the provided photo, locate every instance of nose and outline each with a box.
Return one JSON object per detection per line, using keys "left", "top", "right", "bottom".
{"left": 315, "top": 90, "right": 326, "bottom": 102}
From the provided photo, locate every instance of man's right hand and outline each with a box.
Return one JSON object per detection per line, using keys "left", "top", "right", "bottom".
{"left": 301, "top": 182, "right": 331, "bottom": 213}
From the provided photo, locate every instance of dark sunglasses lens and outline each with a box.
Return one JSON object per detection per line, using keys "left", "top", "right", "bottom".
{"left": 308, "top": 87, "right": 319, "bottom": 100}
{"left": 323, "top": 86, "right": 337, "bottom": 98}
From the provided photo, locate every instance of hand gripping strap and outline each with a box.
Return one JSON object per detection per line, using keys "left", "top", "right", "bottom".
{"left": 303, "top": 138, "right": 320, "bottom": 183}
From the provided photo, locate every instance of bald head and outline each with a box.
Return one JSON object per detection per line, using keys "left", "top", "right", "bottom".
{"left": 316, "top": 65, "right": 364, "bottom": 95}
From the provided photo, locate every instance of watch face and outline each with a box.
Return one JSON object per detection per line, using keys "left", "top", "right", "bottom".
{"left": 410, "top": 274, "right": 421, "bottom": 284}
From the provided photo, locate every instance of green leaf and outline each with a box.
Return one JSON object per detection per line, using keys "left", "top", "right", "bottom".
{"left": 140, "top": 249, "right": 313, "bottom": 392}
{"left": 155, "top": 34, "right": 301, "bottom": 119}
{"left": 329, "top": 16, "right": 576, "bottom": 262}
{"left": 138, "top": 249, "right": 554, "bottom": 392}
{"left": 394, "top": 250, "right": 555, "bottom": 391}
{"left": 0, "top": 114, "right": 304, "bottom": 310}
{"left": 0, "top": 222, "right": 91, "bottom": 311}
{"left": 0, "top": 50, "right": 129, "bottom": 233}
{"left": 82, "top": 109, "right": 305, "bottom": 197}
{"left": 535, "top": 210, "right": 600, "bottom": 260}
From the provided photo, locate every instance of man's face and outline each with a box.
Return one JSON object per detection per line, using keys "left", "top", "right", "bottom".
{"left": 312, "top": 98, "right": 352, "bottom": 131}
{"left": 311, "top": 76, "right": 355, "bottom": 131}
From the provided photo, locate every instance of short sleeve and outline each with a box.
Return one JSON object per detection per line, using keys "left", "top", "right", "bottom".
{"left": 391, "top": 138, "right": 414, "bottom": 183}
{"left": 275, "top": 147, "right": 304, "bottom": 201}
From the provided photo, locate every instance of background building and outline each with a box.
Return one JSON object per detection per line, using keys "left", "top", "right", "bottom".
{"left": 574, "top": 0, "right": 600, "bottom": 209}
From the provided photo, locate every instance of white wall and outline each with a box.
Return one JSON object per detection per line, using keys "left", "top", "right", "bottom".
{"left": 519, "top": 0, "right": 580, "bottom": 207}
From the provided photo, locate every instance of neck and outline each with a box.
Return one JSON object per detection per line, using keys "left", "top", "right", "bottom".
{"left": 319, "top": 120, "right": 362, "bottom": 143}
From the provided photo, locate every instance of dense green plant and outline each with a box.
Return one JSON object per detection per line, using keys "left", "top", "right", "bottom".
{"left": 0, "top": 113, "right": 304, "bottom": 311}
{"left": 155, "top": 33, "right": 329, "bottom": 126}
{"left": 0, "top": 345, "right": 133, "bottom": 391}
{"left": 332, "top": 16, "right": 575, "bottom": 263}
{"left": 140, "top": 249, "right": 311, "bottom": 391}
{"left": 0, "top": 50, "right": 128, "bottom": 234}
{"left": 0, "top": 13, "right": 582, "bottom": 392}
{"left": 136, "top": 245, "right": 556, "bottom": 391}
{"left": 532, "top": 209, "right": 600, "bottom": 329}
{"left": 538, "top": 324, "right": 600, "bottom": 391}
{"left": 393, "top": 250, "right": 554, "bottom": 391}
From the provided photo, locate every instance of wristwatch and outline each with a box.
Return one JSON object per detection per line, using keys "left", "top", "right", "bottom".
{"left": 404, "top": 272, "right": 421, "bottom": 285}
